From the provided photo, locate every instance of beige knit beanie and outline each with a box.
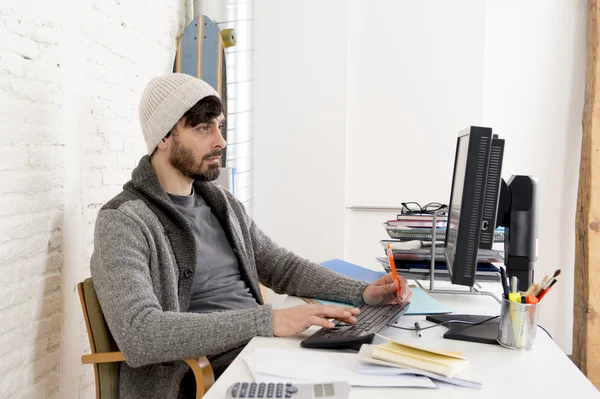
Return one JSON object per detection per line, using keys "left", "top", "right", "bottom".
{"left": 139, "top": 73, "right": 220, "bottom": 154}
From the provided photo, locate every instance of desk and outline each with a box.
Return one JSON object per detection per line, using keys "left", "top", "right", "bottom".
{"left": 203, "top": 288, "right": 599, "bottom": 398}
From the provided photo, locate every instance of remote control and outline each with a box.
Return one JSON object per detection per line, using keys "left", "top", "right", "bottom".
{"left": 225, "top": 381, "right": 350, "bottom": 399}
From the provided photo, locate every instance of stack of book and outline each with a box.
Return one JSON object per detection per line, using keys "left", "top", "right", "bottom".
{"left": 379, "top": 212, "right": 504, "bottom": 282}
{"left": 357, "top": 334, "right": 482, "bottom": 388}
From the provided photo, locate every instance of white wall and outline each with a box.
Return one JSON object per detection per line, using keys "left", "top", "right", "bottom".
{"left": 254, "top": 0, "right": 349, "bottom": 262}
{"left": 0, "top": 0, "right": 188, "bottom": 397}
{"left": 254, "top": 0, "right": 586, "bottom": 353}
{"left": 344, "top": 0, "right": 486, "bottom": 269}
{"left": 481, "top": 0, "right": 586, "bottom": 353}
{"left": 345, "top": 0, "right": 486, "bottom": 207}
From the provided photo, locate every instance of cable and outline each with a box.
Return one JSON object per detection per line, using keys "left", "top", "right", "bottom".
{"left": 538, "top": 324, "right": 553, "bottom": 340}
{"left": 386, "top": 315, "right": 500, "bottom": 331}
{"left": 387, "top": 316, "right": 554, "bottom": 340}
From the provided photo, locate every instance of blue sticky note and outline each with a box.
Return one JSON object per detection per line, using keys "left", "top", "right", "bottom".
{"left": 405, "top": 286, "right": 453, "bottom": 315}
{"left": 318, "top": 259, "right": 453, "bottom": 315}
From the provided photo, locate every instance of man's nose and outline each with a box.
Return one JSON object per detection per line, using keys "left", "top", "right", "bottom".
{"left": 213, "top": 125, "right": 227, "bottom": 149}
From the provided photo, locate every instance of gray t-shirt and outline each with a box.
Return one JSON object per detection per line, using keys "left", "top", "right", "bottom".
{"left": 168, "top": 189, "right": 259, "bottom": 313}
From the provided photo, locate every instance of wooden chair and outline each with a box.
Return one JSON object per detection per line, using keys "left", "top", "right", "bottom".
{"left": 77, "top": 278, "right": 215, "bottom": 398}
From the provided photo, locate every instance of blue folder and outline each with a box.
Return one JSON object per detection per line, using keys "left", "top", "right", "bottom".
{"left": 320, "top": 259, "right": 385, "bottom": 282}
{"left": 318, "top": 259, "right": 453, "bottom": 315}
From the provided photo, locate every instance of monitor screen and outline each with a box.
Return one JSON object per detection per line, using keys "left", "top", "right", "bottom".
{"left": 445, "top": 133, "right": 469, "bottom": 273}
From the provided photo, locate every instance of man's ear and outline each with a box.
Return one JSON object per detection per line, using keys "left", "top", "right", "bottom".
{"left": 156, "top": 139, "right": 169, "bottom": 151}
{"left": 156, "top": 131, "right": 172, "bottom": 151}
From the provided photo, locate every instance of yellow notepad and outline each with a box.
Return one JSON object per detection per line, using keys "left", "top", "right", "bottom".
{"left": 371, "top": 334, "right": 469, "bottom": 378}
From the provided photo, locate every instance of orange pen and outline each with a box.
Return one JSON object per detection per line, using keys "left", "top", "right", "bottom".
{"left": 525, "top": 296, "right": 539, "bottom": 304}
{"left": 386, "top": 244, "right": 402, "bottom": 302}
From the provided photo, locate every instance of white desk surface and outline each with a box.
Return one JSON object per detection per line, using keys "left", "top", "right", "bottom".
{"left": 203, "top": 286, "right": 599, "bottom": 399}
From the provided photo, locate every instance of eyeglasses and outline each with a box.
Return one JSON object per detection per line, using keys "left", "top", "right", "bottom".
{"left": 400, "top": 202, "right": 447, "bottom": 215}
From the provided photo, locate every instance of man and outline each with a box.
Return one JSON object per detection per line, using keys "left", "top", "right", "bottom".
{"left": 90, "top": 73, "right": 411, "bottom": 398}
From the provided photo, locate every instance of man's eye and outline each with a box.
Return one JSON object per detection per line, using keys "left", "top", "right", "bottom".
{"left": 198, "top": 125, "right": 208, "bottom": 131}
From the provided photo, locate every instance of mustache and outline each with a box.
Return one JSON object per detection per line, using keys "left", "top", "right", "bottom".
{"left": 202, "top": 150, "right": 222, "bottom": 161}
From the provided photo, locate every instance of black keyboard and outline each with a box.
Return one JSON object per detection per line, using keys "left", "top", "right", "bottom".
{"left": 300, "top": 302, "right": 410, "bottom": 351}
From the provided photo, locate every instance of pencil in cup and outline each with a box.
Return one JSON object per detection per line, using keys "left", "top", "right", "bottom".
{"left": 497, "top": 298, "right": 540, "bottom": 350}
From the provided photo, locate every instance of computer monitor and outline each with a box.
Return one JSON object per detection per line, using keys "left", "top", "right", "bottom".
{"left": 444, "top": 126, "right": 538, "bottom": 291}
{"left": 444, "top": 126, "right": 495, "bottom": 287}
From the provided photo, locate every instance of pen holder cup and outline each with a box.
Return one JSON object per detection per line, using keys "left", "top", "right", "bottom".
{"left": 497, "top": 299, "right": 540, "bottom": 350}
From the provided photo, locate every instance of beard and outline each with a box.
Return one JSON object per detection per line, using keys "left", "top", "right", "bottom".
{"left": 169, "top": 137, "right": 221, "bottom": 182}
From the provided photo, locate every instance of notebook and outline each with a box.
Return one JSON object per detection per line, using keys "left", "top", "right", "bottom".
{"left": 357, "top": 345, "right": 481, "bottom": 388}
{"left": 382, "top": 227, "right": 505, "bottom": 242}
{"left": 368, "top": 334, "right": 469, "bottom": 378}
{"left": 375, "top": 256, "right": 501, "bottom": 273}
{"left": 301, "top": 286, "right": 451, "bottom": 316}
{"left": 385, "top": 247, "right": 504, "bottom": 263}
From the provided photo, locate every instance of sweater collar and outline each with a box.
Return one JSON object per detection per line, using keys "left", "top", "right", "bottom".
{"left": 127, "top": 155, "right": 175, "bottom": 210}
{"left": 126, "top": 155, "right": 228, "bottom": 217}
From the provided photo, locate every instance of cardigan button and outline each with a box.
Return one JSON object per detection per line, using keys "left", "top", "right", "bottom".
{"left": 183, "top": 269, "right": 193, "bottom": 279}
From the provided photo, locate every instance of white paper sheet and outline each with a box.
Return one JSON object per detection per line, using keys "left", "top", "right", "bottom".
{"left": 243, "top": 347, "right": 436, "bottom": 388}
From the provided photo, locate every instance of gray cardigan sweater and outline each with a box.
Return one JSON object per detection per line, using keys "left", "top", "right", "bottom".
{"left": 90, "top": 156, "right": 369, "bottom": 398}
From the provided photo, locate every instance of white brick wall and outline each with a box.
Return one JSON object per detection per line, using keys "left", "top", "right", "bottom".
{"left": 0, "top": 0, "right": 189, "bottom": 397}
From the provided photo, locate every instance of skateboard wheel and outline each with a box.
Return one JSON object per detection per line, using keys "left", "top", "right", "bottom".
{"left": 221, "top": 28, "right": 237, "bottom": 48}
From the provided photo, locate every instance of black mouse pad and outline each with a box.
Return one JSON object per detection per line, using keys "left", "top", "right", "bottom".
{"left": 425, "top": 314, "right": 500, "bottom": 345}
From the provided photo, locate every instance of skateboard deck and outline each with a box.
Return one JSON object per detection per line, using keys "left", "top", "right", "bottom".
{"left": 175, "top": 15, "right": 236, "bottom": 166}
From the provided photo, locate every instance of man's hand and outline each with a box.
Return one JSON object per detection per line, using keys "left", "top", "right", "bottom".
{"left": 362, "top": 273, "right": 412, "bottom": 306}
{"left": 272, "top": 304, "right": 361, "bottom": 337}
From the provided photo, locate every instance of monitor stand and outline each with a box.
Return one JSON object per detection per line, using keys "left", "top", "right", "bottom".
{"left": 425, "top": 314, "right": 500, "bottom": 345}
{"left": 417, "top": 209, "right": 502, "bottom": 303}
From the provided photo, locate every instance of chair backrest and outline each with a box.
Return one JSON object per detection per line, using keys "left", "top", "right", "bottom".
{"left": 78, "top": 278, "right": 120, "bottom": 399}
